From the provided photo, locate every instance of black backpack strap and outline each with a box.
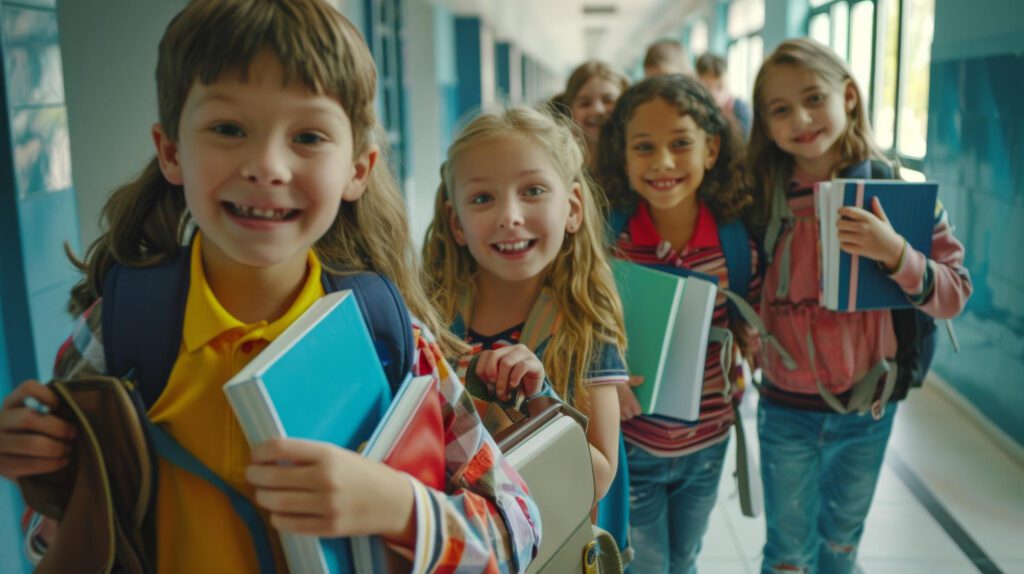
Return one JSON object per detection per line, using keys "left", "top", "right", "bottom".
{"left": 102, "top": 250, "right": 191, "bottom": 409}
{"left": 870, "top": 158, "right": 896, "bottom": 180}
{"left": 322, "top": 272, "right": 415, "bottom": 394}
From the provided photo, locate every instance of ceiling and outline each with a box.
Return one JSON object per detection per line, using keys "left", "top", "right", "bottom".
{"left": 429, "top": 0, "right": 708, "bottom": 76}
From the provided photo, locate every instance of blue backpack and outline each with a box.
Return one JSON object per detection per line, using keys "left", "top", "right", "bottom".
{"left": 99, "top": 247, "right": 416, "bottom": 574}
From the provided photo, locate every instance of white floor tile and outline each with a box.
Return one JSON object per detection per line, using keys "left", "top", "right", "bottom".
{"left": 856, "top": 558, "right": 979, "bottom": 574}
{"left": 888, "top": 383, "right": 1024, "bottom": 561}
{"left": 694, "top": 557, "right": 752, "bottom": 574}
{"left": 858, "top": 503, "right": 974, "bottom": 564}
{"left": 701, "top": 503, "right": 744, "bottom": 559}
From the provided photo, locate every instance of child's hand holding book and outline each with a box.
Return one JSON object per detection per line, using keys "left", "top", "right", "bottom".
{"left": 836, "top": 196, "right": 907, "bottom": 272}
{"left": 246, "top": 437, "right": 416, "bottom": 549}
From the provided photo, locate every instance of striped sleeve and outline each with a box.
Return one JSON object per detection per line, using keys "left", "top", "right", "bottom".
{"left": 405, "top": 320, "right": 541, "bottom": 574}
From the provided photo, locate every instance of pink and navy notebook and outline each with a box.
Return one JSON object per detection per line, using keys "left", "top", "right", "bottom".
{"left": 817, "top": 179, "right": 937, "bottom": 311}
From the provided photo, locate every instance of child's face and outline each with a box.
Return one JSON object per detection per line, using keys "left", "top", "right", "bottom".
{"left": 153, "top": 52, "right": 374, "bottom": 273}
{"left": 760, "top": 63, "right": 857, "bottom": 173}
{"left": 625, "top": 98, "right": 719, "bottom": 214}
{"left": 571, "top": 77, "right": 622, "bottom": 145}
{"left": 449, "top": 136, "right": 582, "bottom": 287}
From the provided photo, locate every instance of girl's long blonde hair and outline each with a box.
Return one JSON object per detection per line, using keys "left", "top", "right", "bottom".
{"left": 422, "top": 107, "right": 627, "bottom": 408}
{"left": 747, "top": 38, "right": 890, "bottom": 234}
{"left": 68, "top": 0, "right": 462, "bottom": 357}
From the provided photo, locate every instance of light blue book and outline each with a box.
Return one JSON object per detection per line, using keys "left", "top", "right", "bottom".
{"left": 223, "top": 290, "right": 393, "bottom": 574}
{"left": 817, "top": 179, "right": 937, "bottom": 311}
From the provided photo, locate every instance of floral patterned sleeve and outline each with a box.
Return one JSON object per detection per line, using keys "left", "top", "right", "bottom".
{"left": 403, "top": 320, "right": 541, "bottom": 573}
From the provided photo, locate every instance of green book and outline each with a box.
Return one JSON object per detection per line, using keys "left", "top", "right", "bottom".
{"left": 611, "top": 259, "right": 718, "bottom": 422}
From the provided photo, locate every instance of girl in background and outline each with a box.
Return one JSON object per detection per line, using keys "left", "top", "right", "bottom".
{"left": 563, "top": 61, "right": 630, "bottom": 166}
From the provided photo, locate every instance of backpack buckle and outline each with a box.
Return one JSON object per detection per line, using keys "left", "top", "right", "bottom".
{"left": 870, "top": 400, "right": 886, "bottom": 420}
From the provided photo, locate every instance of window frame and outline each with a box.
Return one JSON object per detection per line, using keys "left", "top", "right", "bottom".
{"left": 725, "top": 0, "right": 765, "bottom": 100}
{"left": 806, "top": 0, "right": 932, "bottom": 171}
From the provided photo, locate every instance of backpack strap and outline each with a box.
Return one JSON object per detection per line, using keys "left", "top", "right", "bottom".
{"left": 607, "top": 206, "right": 633, "bottom": 246}
{"left": 102, "top": 249, "right": 191, "bottom": 409}
{"left": 717, "top": 219, "right": 752, "bottom": 301}
{"left": 322, "top": 272, "right": 415, "bottom": 394}
{"left": 455, "top": 289, "right": 560, "bottom": 354}
{"left": 805, "top": 330, "right": 896, "bottom": 418}
{"left": 143, "top": 419, "right": 276, "bottom": 574}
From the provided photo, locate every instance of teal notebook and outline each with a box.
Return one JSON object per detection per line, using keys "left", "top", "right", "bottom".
{"left": 223, "top": 290, "right": 393, "bottom": 574}
{"left": 611, "top": 259, "right": 718, "bottom": 422}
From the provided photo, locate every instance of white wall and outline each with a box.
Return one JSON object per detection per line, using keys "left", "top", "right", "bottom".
{"left": 58, "top": 0, "right": 187, "bottom": 250}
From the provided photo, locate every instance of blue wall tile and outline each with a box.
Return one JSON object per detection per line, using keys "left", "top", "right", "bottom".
{"left": 454, "top": 16, "right": 481, "bottom": 122}
{"left": 10, "top": 106, "right": 71, "bottom": 197}
{"left": 17, "top": 188, "right": 79, "bottom": 294}
{"left": 0, "top": 482, "right": 29, "bottom": 574}
{"left": 28, "top": 281, "right": 75, "bottom": 381}
{"left": 927, "top": 52, "right": 1024, "bottom": 446}
{"left": 2, "top": 6, "right": 62, "bottom": 107}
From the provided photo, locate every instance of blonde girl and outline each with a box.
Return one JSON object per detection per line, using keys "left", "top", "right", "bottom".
{"left": 594, "top": 73, "right": 759, "bottom": 573}
{"left": 0, "top": 1, "right": 540, "bottom": 572}
{"left": 748, "top": 38, "right": 971, "bottom": 573}
{"left": 422, "top": 106, "right": 630, "bottom": 529}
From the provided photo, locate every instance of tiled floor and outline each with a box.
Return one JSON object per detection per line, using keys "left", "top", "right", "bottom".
{"left": 2, "top": 377, "right": 1020, "bottom": 574}
{"left": 695, "top": 380, "right": 1024, "bottom": 573}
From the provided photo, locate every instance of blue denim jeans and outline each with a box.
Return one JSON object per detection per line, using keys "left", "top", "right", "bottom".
{"left": 758, "top": 399, "right": 898, "bottom": 574}
{"left": 625, "top": 437, "right": 730, "bottom": 574}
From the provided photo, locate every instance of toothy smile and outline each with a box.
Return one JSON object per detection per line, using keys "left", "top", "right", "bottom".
{"left": 223, "top": 201, "right": 300, "bottom": 221}
{"left": 646, "top": 178, "right": 683, "bottom": 191}
{"left": 492, "top": 239, "right": 536, "bottom": 253}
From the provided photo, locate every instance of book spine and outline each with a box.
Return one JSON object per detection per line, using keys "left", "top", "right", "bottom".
{"left": 846, "top": 181, "right": 865, "bottom": 311}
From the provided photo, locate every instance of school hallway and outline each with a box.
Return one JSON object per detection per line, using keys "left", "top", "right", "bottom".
{"left": 696, "top": 379, "right": 1024, "bottom": 574}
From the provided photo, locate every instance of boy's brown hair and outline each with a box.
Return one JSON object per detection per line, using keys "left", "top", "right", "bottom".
{"left": 642, "top": 39, "right": 691, "bottom": 74}
{"left": 70, "top": 0, "right": 464, "bottom": 356}
{"left": 695, "top": 53, "right": 727, "bottom": 78}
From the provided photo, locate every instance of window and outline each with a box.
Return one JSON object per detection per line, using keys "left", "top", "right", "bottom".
{"left": 726, "top": 0, "right": 765, "bottom": 99}
{"left": 806, "top": 0, "right": 935, "bottom": 168}
{"left": 689, "top": 20, "right": 708, "bottom": 59}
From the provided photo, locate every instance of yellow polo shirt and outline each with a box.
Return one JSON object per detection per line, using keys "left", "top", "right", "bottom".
{"left": 148, "top": 234, "right": 325, "bottom": 572}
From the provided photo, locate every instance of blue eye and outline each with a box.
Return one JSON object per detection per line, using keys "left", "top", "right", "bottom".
{"left": 807, "top": 93, "right": 825, "bottom": 105}
{"left": 470, "top": 193, "right": 492, "bottom": 205}
{"left": 211, "top": 123, "right": 244, "bottom": 137}
{"left": 294, "top": 132, "right": 326, "bottom": 145}
{"left": 523, "top": 186, "right": 546, "bottom": 197}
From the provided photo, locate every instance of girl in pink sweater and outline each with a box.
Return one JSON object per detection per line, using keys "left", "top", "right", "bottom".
{"left": 747, "top": 39, "right": 971, "bottom": 574}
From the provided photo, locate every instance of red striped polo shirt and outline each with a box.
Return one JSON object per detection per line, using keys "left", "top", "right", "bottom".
{"left": 615, "top": 200, "right": 762, "bottom": 457}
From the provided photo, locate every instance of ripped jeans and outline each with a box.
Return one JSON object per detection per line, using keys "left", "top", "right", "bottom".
{"left": 625, "top": 437, "right": 729, "bottom": 574}
{"left": 758, "top": 399, "right": 897, "bottom": 574}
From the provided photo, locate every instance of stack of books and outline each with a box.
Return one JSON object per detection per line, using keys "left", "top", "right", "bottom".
{"left": 224, "top": 290, "right": 443, "bottom": 574}
{"left": 816, "top": 179, "right": 937, "bottom": 311}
